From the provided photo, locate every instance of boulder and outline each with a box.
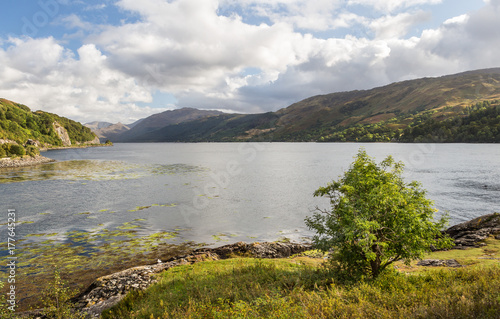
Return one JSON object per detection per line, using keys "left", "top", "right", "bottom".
{"left": 71, "top": 242, "right": 310, "bottom": 316}
{"left": 445, "top": 213, "right": 500, "bottom": 248}
{"left": 417, "top": 259, "right": 462, "bottom": 267}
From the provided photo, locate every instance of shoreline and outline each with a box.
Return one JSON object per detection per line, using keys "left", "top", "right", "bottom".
{"left": 0, "top": 155, "right": 56, "bottom": 169}
{"left": 14, "top": 213, "right": 500, "bottom": 318}
{"left": 0, "top": 143, "right": 112, "bottom": 169}
{"left": 41, "top": 143, "right": 112, "bottom": 152}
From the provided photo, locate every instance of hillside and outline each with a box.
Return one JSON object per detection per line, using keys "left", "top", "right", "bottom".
{"left": 112, "top": 68, "right": 500, "bottom": 142}
{"left": 84, "top": 121, "right": 113, "bottom": 131}
{"left": 89, "top": 122, "right": 130, "bottom": 142}
{"left": 113, "top": 108, "right": 223, "bottom": 142}
{"left": 0, "top": 98, "right": 99, "bottom": 158}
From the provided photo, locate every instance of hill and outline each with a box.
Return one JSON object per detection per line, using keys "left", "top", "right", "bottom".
{"left": 113, "top": 108, "right": 223, "bottom": 142}
{"left": 113, "top": 68, "right": 500, "bottom": 142}
{"left": 84, "top": 121, "right": 113, "bottom": 131}
{"left": 0, "top": 98, "right": 99, "bottom": 158}
{"left": 89, "top": 122, "right": 131, "bottom": 142}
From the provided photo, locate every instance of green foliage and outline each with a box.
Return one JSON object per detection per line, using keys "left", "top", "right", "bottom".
{"left": 102, "top": 257, "right": 500, "bottom": 319}
{"left": 0, "top": 99, "right": 97, "bottom": 157}
{"left": 305, "top": 149, "right": 453, "bottom": 279}
{"left": 0, "top": 281, "right": 16, "bottom": 318}
{"left": 26, "top": 145, "right": 40, "bottom": 157}
{"left": 401, "top": 101, "right": 500, "bottom": 142}
{"left": 8, "top": 144, "right": 25, "bottom": 156}
{"left": 40, "top": 271, "right": 85, "bottom": 319}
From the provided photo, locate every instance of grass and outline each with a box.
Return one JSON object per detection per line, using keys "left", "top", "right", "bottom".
{"left": 103, "top": 238, "right": 500, "bottom": 319}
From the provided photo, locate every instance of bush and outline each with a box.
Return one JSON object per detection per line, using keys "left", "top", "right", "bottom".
{"left": 8, "top": 144, "right": 26, "bottom": 156}
{"left": 305, "top": 149, "right": 453, "bottom": 280}
{"left": 40, "top": 271, "right": 85, "bottom": 319}
{"left": 25, "top": 145, "right": 40, "bottom": 157}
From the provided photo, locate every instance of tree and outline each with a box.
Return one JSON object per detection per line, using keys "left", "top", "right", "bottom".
{"left": 305, "top": 149, "right": 453, "bottom": 280}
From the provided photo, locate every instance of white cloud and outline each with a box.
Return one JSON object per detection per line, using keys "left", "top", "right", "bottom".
{"left": 0, "top": 0, "right": 499, "bottom": 124}
{"left": 370, "top": 11, "right": 431, "bottom": 39}
{"left": 57, "top": 14, "right": 97, "bottom": 31}
{"left": 348, "top": 0, "right": 443, "bottom": 13}
{"left": 0, "top": 37, "right": 157, "bottom": 123}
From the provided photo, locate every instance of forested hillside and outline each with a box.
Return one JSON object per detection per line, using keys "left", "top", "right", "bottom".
{"left": 318, "top": 100, "right": 500, "bottom": 143}
{"left": 112, "top": 68, "right": 500, "bottom": 143}
{"left": 0, "top": 98, "right": 97, "bottom": 157}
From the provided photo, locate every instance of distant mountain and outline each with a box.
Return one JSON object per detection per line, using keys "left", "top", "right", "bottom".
{"left": 126, "top": 118, "right": 144, "bottom": 129}
{"left": 0, "top": 98, "right": 100, "bottom": 157}
{"left": 113, "top": 107, "right": 223, "bottom": 142}
{"left": 84, "top": 121, "right": 113, "bottom": 130}
{"left": 271, "top": 67, "right": 500, "bottom": 140}
{"left": 90, "top": 122, "right": 130, "bottom": 142}
{"left": 125, "top": 112, "right": 278, "bottom": 142}
{"left": 115, "top": 68, "right": 500, "bottom": 143}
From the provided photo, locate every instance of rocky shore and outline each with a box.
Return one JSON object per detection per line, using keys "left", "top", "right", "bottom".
{"left": 0, "top": 155, "right": 55, "bottom": 168}
{"left": 18, "top": 213, "right": 500, "bottom": 319}
{"left": 444, "top": 213, "right": 500, "bottom": 247}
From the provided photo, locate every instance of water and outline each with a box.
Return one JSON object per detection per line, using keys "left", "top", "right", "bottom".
{"left": 1, "top": 143, "right": 500, "bottom": 245}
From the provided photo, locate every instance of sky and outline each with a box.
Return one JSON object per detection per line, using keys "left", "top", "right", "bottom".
{"left": 0, "top": 0, "right": 499, "bottom": 124}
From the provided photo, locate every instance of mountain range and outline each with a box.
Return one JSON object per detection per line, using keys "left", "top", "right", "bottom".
{"left": 90, "top": 68, "right": 500, "bottom": 143}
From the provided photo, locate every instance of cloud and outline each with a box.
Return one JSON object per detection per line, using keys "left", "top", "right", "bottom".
{"left": 1, "top": 0, "right": 499, "bottom": 124}
{"left": 348, "top": 0, "right": 443, "bottom": 13}
{"left": 369, "top": 11, "right": 431, "bottom": 39}
{"left": 84, "top": 4, "right": 107, "bottom": 11}
{"left": 0, "top": 37, "right": 160, "bottom": 123}
{"left": 94, "top": 0, "right": 319, "bottom": 95}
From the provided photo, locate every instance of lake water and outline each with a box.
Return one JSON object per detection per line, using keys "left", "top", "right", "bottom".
{"left": 1, "top": 143, "right": 500, "bottom": 246}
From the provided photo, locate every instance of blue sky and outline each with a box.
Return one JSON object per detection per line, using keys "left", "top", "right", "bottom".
{"left": 0, "top": 0, "right": 498, "bottom": 123}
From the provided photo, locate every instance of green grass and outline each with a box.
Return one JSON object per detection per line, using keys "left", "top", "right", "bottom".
{"left": 103, "top": 251, "right": 500, "bottom": 319}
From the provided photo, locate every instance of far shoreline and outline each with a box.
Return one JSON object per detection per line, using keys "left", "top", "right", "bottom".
{"left": 0, "top": 155, "right": 55, "bottom": 169}
{"left": 0, "top": 143, "right": 112, "bottom": 169}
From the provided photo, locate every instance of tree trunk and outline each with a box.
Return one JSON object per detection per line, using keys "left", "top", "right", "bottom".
{"left": 370, "top": 245, "right": 382, "bottom": 278}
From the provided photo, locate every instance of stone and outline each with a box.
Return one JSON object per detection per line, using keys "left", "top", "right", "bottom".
{"left": 445, "top": 213, "right": 500, "bottom": 248}
{"left": 417, "top": 259, "right": 462, "bottom": 267}
{"left": 70, "top": 242, "right": 310, "bottom": 317}
{"left": 52, "top": 121, "right": 72, "bottom": 146}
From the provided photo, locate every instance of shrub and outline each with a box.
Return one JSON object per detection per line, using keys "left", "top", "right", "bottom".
{"left": 25, "top": 145, "right": 40, "bottom": 157}
{"left": 305, "top": 149, "right": 453, "bottom": 280}
{"left": 8, "top": 144, "right": 26, "bottom": 156}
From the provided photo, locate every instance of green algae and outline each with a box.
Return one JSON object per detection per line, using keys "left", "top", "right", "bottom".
{"left": 0, "top": 160, "right": 208, "bottom": 184}
{"left": 128, "top": 206, "right": 151, "bottom": 212}
{"left": 1, "top": 219, "right": 201, "bottom": 311}
{"left": 211, "top": 233, "right": 237, "bottom": 242}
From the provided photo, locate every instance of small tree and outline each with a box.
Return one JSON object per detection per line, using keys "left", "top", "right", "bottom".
{"left": 305, "top": 149, "right": 453, "bottom": 279}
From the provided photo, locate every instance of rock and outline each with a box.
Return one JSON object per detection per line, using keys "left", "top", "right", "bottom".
{"left": 204, "top": 241, "right": 311, "bottom": 259}
{"left": 0, "top": 155, "right": 55, "bottom": 168}
{"left": 445, "top": 213, "right": 500, "bottom": 248}
{"left": 417, "top": 259, "right": 462, "bottom": 267}
{"left": 52, "top": 121, "right": 72, "bottom": 146}
{"left": 71, "top": 242, "right": 310, "bottom": 317}
{"left": 25, "top": 139, "right": 40, "bottom": 147}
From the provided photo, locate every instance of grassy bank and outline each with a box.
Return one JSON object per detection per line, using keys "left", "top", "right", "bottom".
{"left": 103, "top": 238, "right": 500, "bottom": 319}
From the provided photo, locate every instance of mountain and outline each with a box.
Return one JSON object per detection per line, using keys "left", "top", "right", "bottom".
{"left": 124, "top": 112, "right": 279, "bottom": 142}
{"left": 89, "top": 122, "right": 130, "bottom": 142}
{"left": 0, "top": 98, "right": 100, "bottom": 157}
{"left": 126, "top": 118, "right": 144, "bottom": 129}
{"left": 116, "top": 68, "right": 500, "bottom": 143}
{"left": 112, "top": 107, "right": 223, "bottom": 142}
{"left": 84, "top": 121, "right": 113, "bottom": 130}
{"left": 272, "top": 68, "right": 500, "bottom": 140}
